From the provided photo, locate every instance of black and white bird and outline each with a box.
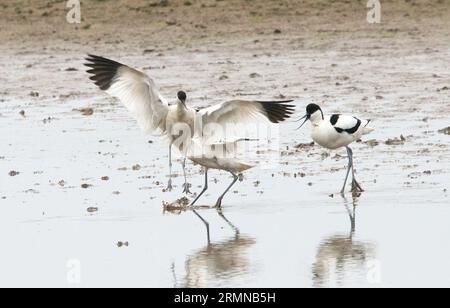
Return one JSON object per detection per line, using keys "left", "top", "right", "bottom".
{"left": 84, "top": 54, "right": 295, "bottom": 197}
{"left": 297, "top": 104, "right": 373, "bottom": 194}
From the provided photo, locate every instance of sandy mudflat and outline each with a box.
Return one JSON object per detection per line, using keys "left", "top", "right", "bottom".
{"left": 0, "top": 0, "right": 449, "bottom": 287}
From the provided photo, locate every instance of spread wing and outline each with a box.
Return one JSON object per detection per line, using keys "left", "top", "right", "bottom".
{"left": 85, "top": 55, "right": 169, "bottom": 134}
{"left": 197, "top": 99, "right": 295, "bottom": 141}
{"left": 199, "top": 100, "right": 295, "bottom": 125}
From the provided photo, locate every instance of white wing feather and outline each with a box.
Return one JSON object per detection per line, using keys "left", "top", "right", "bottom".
{"left": 199, "top": 100, "right": 270, "bottom": 125}
{"left": 85, "top": 55, "right": 169, "bottom": 134}
{"left": 106, "top": 66, "right": 168, "bottom": 133}
{"left": 197, "top": 100, "right": 294, "bottom": 141}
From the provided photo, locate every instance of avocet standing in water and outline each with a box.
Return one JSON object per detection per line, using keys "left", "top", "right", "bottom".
{"left": 297, "top": 104, "right": 373, "bottom": 195}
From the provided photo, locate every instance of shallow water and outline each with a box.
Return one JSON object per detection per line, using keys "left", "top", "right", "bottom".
{"left": 1, "top": 46, "right": 449, "bottom": 287}
{"left": 1, "top": 97, "right": 449, "bottom": 288}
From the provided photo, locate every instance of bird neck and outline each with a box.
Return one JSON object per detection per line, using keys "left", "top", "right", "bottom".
{"left": 177, "top": 100, "right": 188, "bottom": 113}
{"left": 310, "top": 111, "right": 324, "bottom": 124}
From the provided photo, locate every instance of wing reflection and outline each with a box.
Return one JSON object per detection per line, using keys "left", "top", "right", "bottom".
{"left": 312, "top": 197, "right": 376, "bottom": 287}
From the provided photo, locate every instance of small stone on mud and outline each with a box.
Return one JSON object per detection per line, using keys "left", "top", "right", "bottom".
{"left": 117, "top": 241, "right": 129, "bottom": 248}
{"left": 385, "top": 135, "right": 406, "bottom": 145}
{"left": 438, "top": 127, "right": 450, "bottom": 135}
{"left": 75, "top": 108, "right": 94, "bottom": 116}
{"left": 364, "top": 139, "right": 379, "bottom": 147}
{"left": 42, "top": 117, "right": 53, "bottom": 124}
{"left": 321, "top": 152, "right": 330, "bottom": 160}
{"left": 295, "top": 142, "right": 315, "bottom": 150}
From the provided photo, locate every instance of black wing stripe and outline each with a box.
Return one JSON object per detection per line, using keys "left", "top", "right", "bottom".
{"left": 333, "top": 118, "right": 362, "bottom": 134}
{"left": 345, "top": 119, "right": 362, "bottom": 134}
{"left": 330, "top": 114, "right": 340, "bottom": 125}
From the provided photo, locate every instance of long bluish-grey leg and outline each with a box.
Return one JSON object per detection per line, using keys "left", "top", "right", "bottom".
{"left": 340, "top": 146, "right": 353, "bottom": 195}
{"left": 181, "top": 152, "right": 191, "bottom": 194}
{"left": 349, "top": 147, "right": 364, "bottom": 192}
{"left": 215, "top": 172, "right": 239, "bottom": 209}
{"left": 166, "top": 143, "right": 173, "bottom": 191}
{"left": 191, "top": 169, "right": 210, "bottom": 243}
{"left": 190, "top": 169, "right": 208, "bottom": 206}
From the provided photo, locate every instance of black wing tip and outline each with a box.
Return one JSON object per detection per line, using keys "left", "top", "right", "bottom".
{"left": 258, "top": 101, "right": 297, "bottom": 123}
{"left": 84, "top": 54, "right": 123, "bottom": 91}
{"left": 84, "top": 54, "right": 104, "bottom": 63}
{"left": 85, "top": 53, "right": 110, "bottom": 60}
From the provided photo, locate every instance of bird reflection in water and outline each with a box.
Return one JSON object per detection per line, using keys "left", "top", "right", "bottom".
{"left": 312, "top": 196, "right": 376, "bottom": 287}
{"left": 173, "top": 209, "right": 256, "bottom": 288}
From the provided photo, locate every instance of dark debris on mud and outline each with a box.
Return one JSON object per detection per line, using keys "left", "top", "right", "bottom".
{"left": 73, "top": 108, "right": 94, "bottom": 116}
{"left": 117, "top": 241, "right": 129, "bottom": 248}
{"left": 385, "top": 135, "right": 406, "bottom": 145}
{"left": 438, "top": 127, "right": 450, "bottom": 135}
{"left": 163, "top": 197, "right": 190, "bottom": 214}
